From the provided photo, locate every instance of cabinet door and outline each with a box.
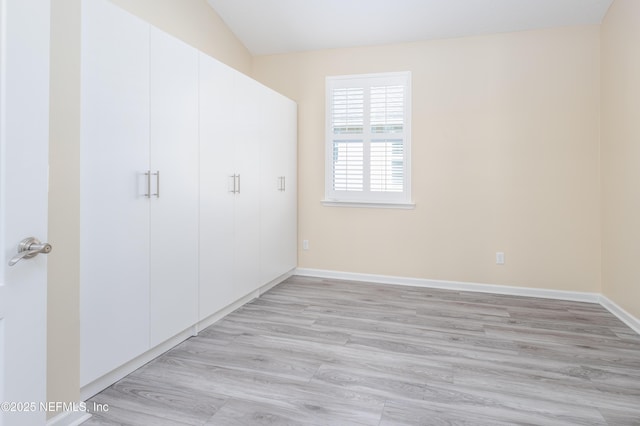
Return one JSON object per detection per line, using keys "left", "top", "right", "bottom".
{"left": 280, "top": 98, "right": 298, "bottom": 273}
{"left": 260, "top": 91, "right": 298, "bottom": 283}
{"left": 198, "top": 54, "right": 237, "bottom": 320}
{"left": 233, "top": 73, "right": 262, "bottom": 296}
{"left": 80, "top": 0, "right": 150, "bottom": 386}
{"left": 149, "top": 28, "right": 200, "bottom": 346}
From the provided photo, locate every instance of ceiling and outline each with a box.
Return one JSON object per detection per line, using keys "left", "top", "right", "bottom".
{"left": 206, "top": 0, "right": 613, "bottom": 56}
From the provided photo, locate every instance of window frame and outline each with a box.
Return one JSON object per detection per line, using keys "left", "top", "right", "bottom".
{"left": 324, "top": 71, "right": 413, "bottom": 208}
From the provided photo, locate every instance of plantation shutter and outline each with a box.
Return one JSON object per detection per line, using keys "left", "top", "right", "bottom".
{"left": 331, "top": 87, "right": 364, "bottom": 191}
{"left": 326, "top": 72, "right": 411, "bottom": 204}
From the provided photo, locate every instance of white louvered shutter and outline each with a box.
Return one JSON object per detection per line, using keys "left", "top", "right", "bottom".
{"left": 326, "top": 72, "right": 411, "bottom": 203}
{"left": 331, "top": 87, "right": 364, "bottom": 191}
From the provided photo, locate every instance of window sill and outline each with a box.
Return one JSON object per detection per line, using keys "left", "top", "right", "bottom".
{"left": 321, "top": 200, "right": 416, "bottom": 209}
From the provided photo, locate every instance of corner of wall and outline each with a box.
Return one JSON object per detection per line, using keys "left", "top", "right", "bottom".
{"left": 47, "top": 0, "right": 82, "bottom": 417}
{"left": 599, "top": 0, "right": 640, "bottom": 319}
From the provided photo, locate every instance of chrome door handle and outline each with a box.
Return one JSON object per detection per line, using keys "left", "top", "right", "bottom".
{"left": 145, "top": 171, "right": 151, "bottom": 198}
{"left": 152, "top": 171, "right": 160, "bottom": 198}
{"left": 8, "top": 237, "right": 52, "bottom": 266}
{"left": 229, "top": 174, "right": 237, "bottom": 193}
{"left": 228, "top": 174, "right": 241, "bottom": 194}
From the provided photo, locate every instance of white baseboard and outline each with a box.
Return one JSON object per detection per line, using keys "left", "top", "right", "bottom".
{"left": 46, "top": 409, "right": 91, "bottom": 426}
{"left": 294, "top": 268, "right": 601, "bottom": 303}
{"left": 294, "top": 268, "right": 639, "bottom": 336}
{"left": 599, "top": 295, "right": 640, "bottom": 335}
{"left": 80, "top": 269, "right": 294, "bottom": 402}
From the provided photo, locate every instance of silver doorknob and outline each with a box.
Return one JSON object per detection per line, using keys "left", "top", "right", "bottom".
{"left": 8, "top": 237, "right": 52, "bottom": 266}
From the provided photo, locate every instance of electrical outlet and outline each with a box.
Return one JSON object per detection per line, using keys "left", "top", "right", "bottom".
{"left": 303, "top": 240, "right": 309, "bottom": 250}
{"left": 496, "top": 252, "right": 505, "bottom": 265}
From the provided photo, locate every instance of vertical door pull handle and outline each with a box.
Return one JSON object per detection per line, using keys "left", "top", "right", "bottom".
{"left": 236, "top": 174, "right": 241, "bottom": 194}
{"left": 229, "top": 174, "right": 236, "bottom": 193}
{"left": 152, "top": 171, "right": 160, "bottom": 198}
{"left": 145, "top": 171, "right": 151, "bottom": 198}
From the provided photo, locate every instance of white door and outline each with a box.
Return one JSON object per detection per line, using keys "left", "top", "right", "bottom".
{"left": 233, "top": 73, "right": 261, "bottom": 296}
{"left": 80, "top": 0, "right": 150, "bottom": 386}
{"left": 198, "top": 54, "right": 237, "bottom": 319}
{"left": 0, "top": 0, "right": 50, "bottom": 425}
{"left": 260, "top": 90, "right": 297, "bottom": 284}
{"left": 149, "top": 27, "right": 199, "bottom": 346}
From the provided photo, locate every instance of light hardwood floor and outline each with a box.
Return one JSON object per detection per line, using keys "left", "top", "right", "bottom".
{"left": 85, "top": 276, "right": 640, "bottom": 425}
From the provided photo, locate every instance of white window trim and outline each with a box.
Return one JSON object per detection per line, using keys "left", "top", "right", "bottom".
{"left": 324, "top": 71, "right": 412, "bottom": 207}
{"left": 320, "top": 200, "right": 416, "bottom": 209}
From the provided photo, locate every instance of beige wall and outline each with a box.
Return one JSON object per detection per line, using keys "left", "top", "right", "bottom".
{"left": 601, "top": 0, "right": 640, "bottom": 318}
{"left": 110, "top": 0, "right": 252, "bottom": 74}
{"left": 47, "top": 0, "right": 250, "bottom": 409}
{"left": 253, "top": 26, "right": 602, "bottom": 292}
{"left": 48, "top": 0, "right": 82, "bottom": 415}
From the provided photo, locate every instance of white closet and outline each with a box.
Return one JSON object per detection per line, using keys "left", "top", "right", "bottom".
{"left": 80, "top": 0, "right": 297, "bottom": 392}
{"left": 80, "top": 0, "right": 151, "bottom": 386}
{"left": 198, "top": 54, "right": 245, "bottom": 319}
{"left": 259, "top": 90, "right": 298, "bottom": 284}
{"left": 199, "top": 56, "right": 298, "bottom": 320}
{"left": 148, "top": 27, "right": 200, "bottom": 348}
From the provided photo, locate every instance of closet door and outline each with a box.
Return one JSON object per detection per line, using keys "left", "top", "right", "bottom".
{"left": 233, "top": 73, "right": 262, "bottom": 296}
{"left": 259, "top": 90, "right": 297, "bottom": 283}
{"left": 277, "top": 96, "right": 298, "bottom": 274}
{"left": 199, "top": 54, "right": 237, "bottom": 320}
{"left": 280, "top": 99, "right": 298, "bottom": 273}
{"left": 80, "top": 0, "right": 150, "bottom": 386}
{"left": 149, "top": 28, "right": 200, "bottom": 346}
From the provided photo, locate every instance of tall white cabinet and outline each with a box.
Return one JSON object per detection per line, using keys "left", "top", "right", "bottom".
{"left": 81, "top": 0, "right": 297, "bottom": 393}
{"left": 148, "top": 27, "right": 200, "bottom": 348}
{"left": 80, "top": 0, "right": 151, "bottom": 386}
{"left": 198, "top": 55, "right": 297, "bottom": 321}
{"left": 260, "top": 90, "right": 298, "bottom": 284}
{"left": 198, "top": 55, "right": 241, "bottom": 319}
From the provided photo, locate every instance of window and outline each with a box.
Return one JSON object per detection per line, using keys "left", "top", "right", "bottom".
{"left": 325, "top": 72, "right": 412, "bottom": 207}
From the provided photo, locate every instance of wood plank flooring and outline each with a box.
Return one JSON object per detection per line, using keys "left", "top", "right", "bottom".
{"left": 85, "top": 276, "right": 640, "bottom": 425}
